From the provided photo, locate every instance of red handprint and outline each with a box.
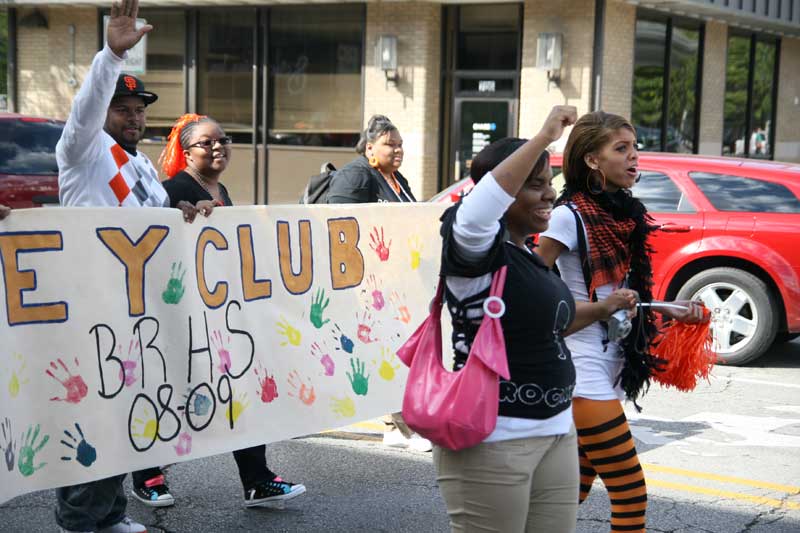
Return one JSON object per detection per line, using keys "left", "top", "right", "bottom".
{"left": 46, "top": 358, "right": 88, "bottom": 404}
{"left": 369, "top": 226, "right": 392, "bottom": 262}
{"left": 356, "top": 310, "right": 379, "bottom": 344}
{"left": 254, "top": 363, "right": 278, "bottom": 403}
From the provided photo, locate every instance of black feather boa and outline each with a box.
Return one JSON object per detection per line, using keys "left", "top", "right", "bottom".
{"left": 558, "top": 187, "right": 666, "bottom": 410}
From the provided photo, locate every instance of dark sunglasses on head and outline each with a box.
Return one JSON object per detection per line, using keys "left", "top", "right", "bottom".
{"left": 189, "top": 136, "right": 233, "bottom": 149}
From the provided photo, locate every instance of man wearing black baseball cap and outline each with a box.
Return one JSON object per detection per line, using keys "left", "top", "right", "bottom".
{"left": 55, "top": 1, "right": 181, "bottom": 532}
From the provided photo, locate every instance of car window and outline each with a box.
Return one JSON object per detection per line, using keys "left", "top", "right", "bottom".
{"left": 690, "top": 172, "right": 800, "bottom": 213}
{"left": 632, "top": 171, "right": 695, "bottom": 213}
{"left": 0, "top": 119, "right": 63, "bottom": 175}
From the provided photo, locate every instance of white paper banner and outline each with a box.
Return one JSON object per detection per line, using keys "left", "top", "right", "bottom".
{"left": 0, "top": 203, "right": 445, "bottom": 504}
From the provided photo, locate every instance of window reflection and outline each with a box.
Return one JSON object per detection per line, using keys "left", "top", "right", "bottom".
{"left": 268, "top": 5, "right": 363, "bottom": 147}
{"left": 723, "top": 36, "right": 750, "bottom": 157}
{"left": 690, "top": 172, "right": 800, "bottom": 213}
{"left": 632, "top": 19, "right": 666, "bottom": 151}
{"left": 198, "top": 10, "right": 255, "bottom": 140}
{"left": 749, "top": 40, "right": 775, "bottom": 159}
{"left": 632, "top": 15, "right": 700, "bottom": 153}
{"left": 138, "top": 10, "right": 185, "bottom": 129}
{"left": 632, "top": 171, "right": 692, "bottom": 213}
{"left": 668, "top": 26, "right": 699, "bottom": 153}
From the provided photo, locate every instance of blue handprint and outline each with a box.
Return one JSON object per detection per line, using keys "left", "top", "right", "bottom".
{"left": 18, "top": 423, "right": 49, "bottom": 477}
{"left": 332, "top": 323, "right": 354, "bottom": 354}
{"left": 183, "top": 388, "right": 213, "bottom": 417}
{"left": 60, "top": 423, "right": 96, "bottom": 467}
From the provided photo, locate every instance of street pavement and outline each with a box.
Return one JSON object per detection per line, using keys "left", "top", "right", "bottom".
{"left": 1, "top": 340, "right": 798, "bottom": 532}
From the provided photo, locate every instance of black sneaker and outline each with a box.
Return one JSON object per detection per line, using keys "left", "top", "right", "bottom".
{"left": 131, "top": 477, "right": 175, "bottom": 508}
{"left": 244, "top": 476, "right": 306, "bottom": 508}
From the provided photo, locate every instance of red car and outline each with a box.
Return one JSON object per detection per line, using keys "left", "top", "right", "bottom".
{"left": 433, "top": 153, "right": 800, "bottom": 365}
{"left": 0, "top": 113, "right": 62, "bottom": 208}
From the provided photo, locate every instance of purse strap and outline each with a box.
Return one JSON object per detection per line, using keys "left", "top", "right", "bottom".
{"left": 433, "top": 265, "right": 508, "bottom": 313}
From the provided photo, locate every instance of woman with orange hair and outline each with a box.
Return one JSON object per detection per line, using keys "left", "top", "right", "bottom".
{"left": 130, "top": 114, "right": 308, "bottom": 509}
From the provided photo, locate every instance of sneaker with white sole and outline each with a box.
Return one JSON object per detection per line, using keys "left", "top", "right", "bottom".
{"left": 382, "top": 427, "right": 410, "bottom": 448}
{"left": 244, "top": 476, "right": 306, "bottom": 508}
{"left": 131, "top": 475, "right": 174, "bottom": 508}
{"left": 96, "top": 516, "right": 147, "bottom": 533}
{"left": 408, "top": 435, "right": 433, "bottom": 452}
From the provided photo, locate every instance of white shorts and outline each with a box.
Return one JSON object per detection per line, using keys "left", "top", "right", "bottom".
{"left": 572, "top": 355, "right": 625, "bottom": 401}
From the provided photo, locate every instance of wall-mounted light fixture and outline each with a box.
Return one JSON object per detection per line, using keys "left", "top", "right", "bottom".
{"left": 536, "top": 33, "right": 563, "bottom": 88}
{"left": 376, "top": 34, "right": 399, "bottom": 84}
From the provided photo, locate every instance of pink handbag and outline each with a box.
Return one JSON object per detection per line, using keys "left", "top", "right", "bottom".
{"left": 397, "top": 266, "right": 510, "bottom": 451}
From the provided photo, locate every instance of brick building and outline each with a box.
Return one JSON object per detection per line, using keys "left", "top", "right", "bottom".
{"left": 4, "top": 0, "right": 800, "bottom": 204}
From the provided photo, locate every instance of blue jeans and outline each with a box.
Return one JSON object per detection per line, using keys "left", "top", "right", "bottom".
{"left": 55, "top": 474, "right": 127, "bottom": 531}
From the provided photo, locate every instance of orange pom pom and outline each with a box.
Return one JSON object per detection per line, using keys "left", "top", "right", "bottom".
{"left": 652, "top": 307, "right": 716, "bottom": 392}
{"left": 158, "top": 113, "right": 207, "bottom": 178}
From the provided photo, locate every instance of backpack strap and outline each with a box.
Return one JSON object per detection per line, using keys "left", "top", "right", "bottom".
{"left": 565, "top": 203, "right": 597, "bottom": 303}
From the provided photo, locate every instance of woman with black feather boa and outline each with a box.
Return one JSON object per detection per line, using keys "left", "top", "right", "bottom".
{"left": 536, "top": 112, "right": 705, "bottom": 533}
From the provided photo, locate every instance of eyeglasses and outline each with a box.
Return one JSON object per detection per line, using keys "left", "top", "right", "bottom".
{"left": 188, "top": 136, "right": 233, "bottom": 150}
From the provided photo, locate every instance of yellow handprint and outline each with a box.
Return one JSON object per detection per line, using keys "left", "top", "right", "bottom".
{"left": 132, "top": 407, "right": 158, "bottom": 440}
{"left": 277, "top": 316, "right": 302, "bottom": 347}
{"left": 330, "top": 396, "right": 356, "bottom": 418}
{"left": 8, "top": 353, "right": 29, "bottom": 399}
{"left": 408, "top": 235, "right": 423, "bottom": 270}
{"left": 225, "top": 391, "right": 250, "bottom": 424}
{"left": 373, "top": 346, "right": 401, "bottom": 382}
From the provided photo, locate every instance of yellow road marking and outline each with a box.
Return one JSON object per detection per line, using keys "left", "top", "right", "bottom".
{"left": 643, "top": 463, "right": 800, "bottom": 494}
{"left": 648, "top": 479, "right": 800, "bottom": 510}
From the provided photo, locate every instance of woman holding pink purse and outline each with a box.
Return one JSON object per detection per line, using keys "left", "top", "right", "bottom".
{"left": 432, "top": 106, "right": 638, "bottom": 532}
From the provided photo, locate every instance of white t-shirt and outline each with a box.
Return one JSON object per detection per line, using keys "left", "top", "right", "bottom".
{"left": 449, "top": 174, "right": 574, "bottom": 442}
{"left": 57, "top": 46, "right": 168, "bottom": 208}
{"left": 540, "top": 204, "right": 624, "bottom": 400}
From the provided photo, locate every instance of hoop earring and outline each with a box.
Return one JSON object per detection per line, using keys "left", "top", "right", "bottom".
{"left": 368, "top": 156, "right": 380, "bottom": 168}
{"left": 587, "top": 168, "right": 606, "bottom": 195}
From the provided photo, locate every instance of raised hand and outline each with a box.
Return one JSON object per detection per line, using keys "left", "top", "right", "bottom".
{"left": 537, "top": 105, "right": 578, "bottom": 144}
{"left": 107, "top": 0, "right": 152, "bottom": 58}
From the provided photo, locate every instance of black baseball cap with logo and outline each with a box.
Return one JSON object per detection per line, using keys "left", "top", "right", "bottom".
{"left": 113, "top": 74, "right": 158, "bottom": 105}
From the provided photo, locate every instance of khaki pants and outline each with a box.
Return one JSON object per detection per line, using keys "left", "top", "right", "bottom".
{"left": 433, "top": 426, "right": 578, "bottom": 533}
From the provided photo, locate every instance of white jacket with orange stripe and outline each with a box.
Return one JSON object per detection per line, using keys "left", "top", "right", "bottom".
{"left": 57, "top": 45, "right": 168, "bottom": 208}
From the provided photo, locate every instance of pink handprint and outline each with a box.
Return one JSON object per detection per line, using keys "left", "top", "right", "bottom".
{"left": 117, "top": 339, "right": 140, "bottom": 388}
{"left": 46, "top": 358, "right": 88, "bottom": 404}
{"left": 365, "top": 274, "right": 385, "bottom": 311}
{"left": 254, "top": 363, "right": 278, "bottom": 403}
{"left": 174, "top": 432, "right": 192, "bottom": 456}
{"left": 356, "top": 310, "right": 379, "bottom": 344}
{"left": 310, "top": 342, "right": 335, "bottom": 376}
{"left": 287, "top": 370, "right": 316, "bottom": 405}
{"left": 369, "top": 226, "right": 392, "bottom": 262}
{"left": 211, "top": 330, "right": 232, "bottom": 375}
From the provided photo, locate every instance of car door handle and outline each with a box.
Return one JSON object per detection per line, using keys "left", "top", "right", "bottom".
{"left": 659, "top": 223, "right": 691, "bottom": 233}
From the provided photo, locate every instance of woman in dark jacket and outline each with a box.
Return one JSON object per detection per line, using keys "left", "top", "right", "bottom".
{"left": 327, "top": 115, "right": 416, "bottom": 204}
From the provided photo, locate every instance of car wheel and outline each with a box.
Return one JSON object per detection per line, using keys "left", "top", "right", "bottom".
{"left": 676, "top": 267, "right": 777, "bottom": 366}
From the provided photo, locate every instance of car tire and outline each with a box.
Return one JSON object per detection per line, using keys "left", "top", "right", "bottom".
{"left": 676, "top": 267, "right": 778, "bottom": 366}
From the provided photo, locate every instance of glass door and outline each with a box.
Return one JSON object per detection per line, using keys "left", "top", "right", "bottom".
{"left": 453, "top": 99, "right": 515, "bottom": 181}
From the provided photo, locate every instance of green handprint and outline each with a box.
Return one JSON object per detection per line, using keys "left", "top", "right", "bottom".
{"left": 162, "top": 261, "right": 186, "bottom": 304}
{"left": 310, "top": 287, "right": 330, "bottom": 329}
{"left": 347, "top": 358, "right": 370, "bottom": 396}
{"left": 18, "top": 423, "right": 49, "bottom": 477}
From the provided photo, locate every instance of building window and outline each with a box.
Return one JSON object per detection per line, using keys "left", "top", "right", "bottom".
{"left": 268, "top": 5, "right": 364, "bottom": 147}
{"left": 723, "top": 34, "right": 779, "bottom": 159}
{"left": 632, "top": 13, "right": 702, "bottom": 153}
{"left": 138, "top": 10, "right": 185, "bottom": 132}
{"left": 456, "top": 4, "right": 520, "bottom": 71}
{"left": 198, "top": 9, "right": 256, "bottom": 142}
{"left": 0, "top": 8, "right": 7, "bottom": 110}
